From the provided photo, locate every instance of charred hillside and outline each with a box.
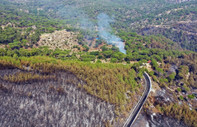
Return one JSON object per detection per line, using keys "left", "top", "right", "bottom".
{"left": 0, "top": 69, "right": 115, "bottom": 127}
{"left": 0, "top": 56, "right": 144, "bottom": 126}
{"left": 139, "top": 21, "right": 197, "bottom": 52}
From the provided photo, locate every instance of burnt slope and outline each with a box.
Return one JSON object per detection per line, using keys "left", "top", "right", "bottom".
{"left": 0, "top": 69, "right": 115, "bottom": 127}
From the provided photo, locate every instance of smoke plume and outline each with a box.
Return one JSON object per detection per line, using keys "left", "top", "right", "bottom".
{"left": 97, "top": 13, "right": 126, "bottom": 54}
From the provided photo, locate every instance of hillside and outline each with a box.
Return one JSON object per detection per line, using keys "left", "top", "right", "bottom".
{"left": 0, "top": 32, "right": 196, "bottom": 126}
{"left": 37, "top": 30, "right": 79, "bottom": 50}
{"left": 0, "top": 56, "right": 145, "bottom": 126}
{"left": 0, "top": 0, "right": 197, "bottom": 127}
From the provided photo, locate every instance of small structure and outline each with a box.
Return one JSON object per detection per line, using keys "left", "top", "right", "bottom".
{"left": 147, "top": 60, "right": 151, "bottom": 64}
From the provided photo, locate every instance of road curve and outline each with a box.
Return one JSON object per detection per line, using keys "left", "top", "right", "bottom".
{"left": 123, "top": 72, "right": 152, "bottom": 127}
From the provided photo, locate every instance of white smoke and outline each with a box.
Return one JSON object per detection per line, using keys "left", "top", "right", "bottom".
{"left": 97, "top": 13, "right": 126, "bottom": 54}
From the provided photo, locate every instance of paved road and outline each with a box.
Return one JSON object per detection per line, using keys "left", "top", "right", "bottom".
{"left": 123, "top": 72, "right": 152, "bottom": 127}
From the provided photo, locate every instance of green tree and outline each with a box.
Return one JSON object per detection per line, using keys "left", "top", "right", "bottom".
{"left": 168, "top": 72, "right": 176, "bottom": 82}
{"left": 0, "top": 48, "right": 6, "bottom": 56}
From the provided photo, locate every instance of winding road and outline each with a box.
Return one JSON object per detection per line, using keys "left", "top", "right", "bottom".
{"left": 123, "top": 72, "right": 152, "bottom": 127}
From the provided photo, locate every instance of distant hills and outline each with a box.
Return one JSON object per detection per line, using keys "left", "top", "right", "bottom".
{"left": 4, "top": 0, "right": 196, "bottom": 51}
